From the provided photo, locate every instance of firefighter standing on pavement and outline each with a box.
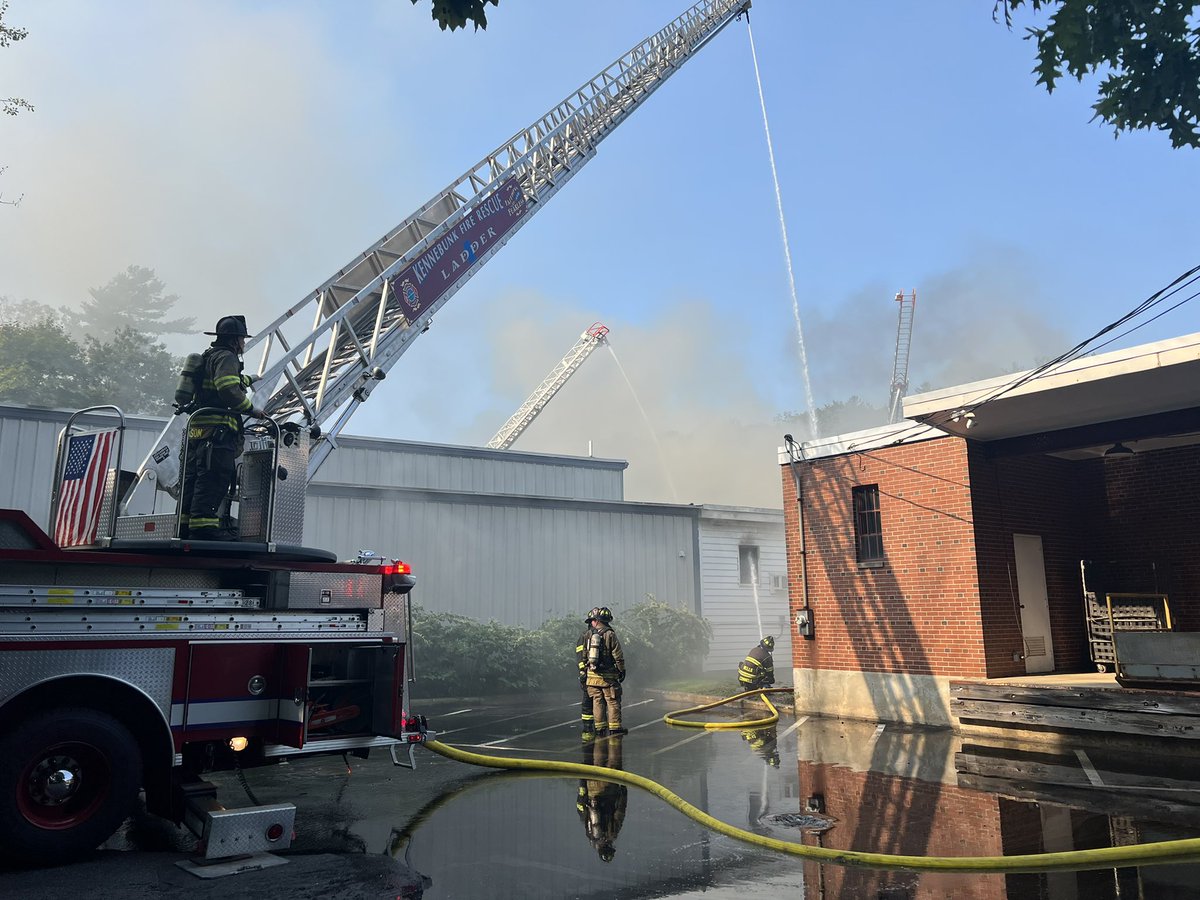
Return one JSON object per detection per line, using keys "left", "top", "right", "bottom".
{"left": 737, "top": 636, "right": 776, "bottom": 691}
{"left": 584, "top": 607, "right": 626, "bottom": 735}
{"left": 179, "top": 316, "right": 265, "bottom": 541}
{"left": 576, "top": 726, "right": 627, "bottom": 861}
{"left": 576, "top": 616, "right": 597, "bottom": 738}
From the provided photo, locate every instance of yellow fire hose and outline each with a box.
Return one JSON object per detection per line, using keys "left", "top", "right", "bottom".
{"left": 420, "top": 688, "right": 1200, "bottom": 873}
{"left": 662, "top": 686, "right": 793, "bottom": 729}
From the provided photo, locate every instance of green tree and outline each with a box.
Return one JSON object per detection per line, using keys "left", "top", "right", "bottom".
{"left": 65, "top": 265, "right": 195, "bottom": 337}
{"left": 413, "top": 0, "right": 499, "bottom": 32}
{"left": 0, "top": 306, "right": 91, "bottom": 408}
{"left": 1, "top": 0, "right": 32, "bottom": 117}
{"left": 0, "top": 296, "right": 179, "bottom": 415}
{"left": 996, "top": 1, "right": 1200, "bottom": 149}
{"left": 84, "top": 327, "right": 176, "bottom": 416}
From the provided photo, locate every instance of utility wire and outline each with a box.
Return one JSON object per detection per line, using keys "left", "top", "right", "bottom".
{"left": 833, "top": 263, "right": 1200, "bottom": 453}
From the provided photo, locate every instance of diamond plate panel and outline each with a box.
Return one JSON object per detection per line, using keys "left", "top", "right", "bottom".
{"left": 382, "top": 593, "right": 409, "bottom": 641}
{"left": 113, "top": 514, "right": 178, "bottom": 541}
{"left": 271, "top": 432, "right": 308, "bottom": 545}
{"left": 237, "top": 430, "right": 307, "bottom": 544}
{"left": 202, "top": 804, "right": 296, "bottom": 857}
{"left": 277, "top": 571, "right": 382, "bottom": 610}
{"left": 93, "top": 467, "right": 120, "bottom": 544}
{"left": 0, "top": 646, "right": 174, "bottom": 721}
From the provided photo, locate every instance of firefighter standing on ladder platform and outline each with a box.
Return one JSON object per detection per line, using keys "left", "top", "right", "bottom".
{"left": 179, "top": 315, "right": 265, "bottom": 540}
{"left": 584, "top": 607, "right": 626, "bottom": 735}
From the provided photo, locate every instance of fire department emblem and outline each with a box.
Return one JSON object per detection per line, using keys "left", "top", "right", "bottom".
{"left": 396, "top": 277, "right": 420, "bottom": 312}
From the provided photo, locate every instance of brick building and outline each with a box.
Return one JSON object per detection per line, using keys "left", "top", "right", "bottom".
{"left": 779, "top": 333, "right": 1200, "bottom": 726}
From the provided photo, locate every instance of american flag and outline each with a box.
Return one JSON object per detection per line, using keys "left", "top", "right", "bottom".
{"left": 53, "top": 430, "right": 117, "bottom": 548}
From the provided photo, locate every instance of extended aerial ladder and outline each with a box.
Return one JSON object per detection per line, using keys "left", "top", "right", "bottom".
{"left": 487, "top": 323, "right": 610, "bottom": 450}
{"left": 120, "top": 0, "right": 753, "bottom": 517}
{"left": 886, "top": 289, "right": 916, "bottom": 424}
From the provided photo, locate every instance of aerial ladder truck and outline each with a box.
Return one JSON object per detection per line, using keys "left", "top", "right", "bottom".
{"left": 487, "top": 322, "right": 610, "bottom": 450}
{"left": 0, "top": 0, "right": 753, "bottom": 866}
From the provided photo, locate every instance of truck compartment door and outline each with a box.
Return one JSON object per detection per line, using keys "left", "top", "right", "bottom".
{"left": 371, "top": 644, "right": 407, "bottom": 738}
{"left": 276, "top": 644, "right": 311, "bottom": 749}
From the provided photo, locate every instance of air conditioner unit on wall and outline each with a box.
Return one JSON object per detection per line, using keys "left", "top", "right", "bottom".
{"left": 769, "top": 573, "right": 787, "bottom": 592}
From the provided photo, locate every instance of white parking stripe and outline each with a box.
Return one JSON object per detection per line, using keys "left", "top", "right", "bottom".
{"left": 652, "top": 730, "right": 711, "bottom": 755}
{"left": 478, "top": 699, "right": 656, "bottom": 746}
{"left": 776, "top": 715, "right": 807, "bottom": 739}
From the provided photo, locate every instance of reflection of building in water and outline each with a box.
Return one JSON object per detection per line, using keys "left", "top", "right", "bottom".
{"left": 792, "top": 719, "right": 1200, "bottom": 899}
{"left": 577, "top": 735, "right": 627, "bottom": 862}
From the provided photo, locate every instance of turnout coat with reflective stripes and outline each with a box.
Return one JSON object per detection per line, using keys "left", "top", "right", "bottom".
{"left": 190, "top": 345, "right": 253, "bottom": 432}
{"left": 737, "top": 644, "right": 774, "bottom": 686}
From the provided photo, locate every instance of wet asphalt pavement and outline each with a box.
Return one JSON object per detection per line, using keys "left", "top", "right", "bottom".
{"left": 4, "top": 690, "right": 1200, "bottom": 899}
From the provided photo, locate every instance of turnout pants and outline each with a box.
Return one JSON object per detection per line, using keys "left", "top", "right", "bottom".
{"left": 586, "top": 679, "right": 622, "bottom": 731}
{"left": 181, "top": 426, "right": 239, "bottom": 535}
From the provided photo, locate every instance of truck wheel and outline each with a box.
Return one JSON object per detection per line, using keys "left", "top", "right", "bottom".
{"left": 0, "top": 707, "right": 142, "bottom": 863}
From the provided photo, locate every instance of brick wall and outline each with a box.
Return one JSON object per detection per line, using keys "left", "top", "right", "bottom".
{"left": 782, "top": 436, "right": 989, "bottom": 679}
{"left": 968, "top": 447, "right": 1092, "bottom": 677}
{"left": 783, "top": 437, "right": 1200, "bottom": 686}
{"left": 1090, "top": 445, "right": 1200, "bottom": 631}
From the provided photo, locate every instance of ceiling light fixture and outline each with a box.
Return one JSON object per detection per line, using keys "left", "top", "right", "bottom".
{"left": 1104, "top": 442, "right": 1134, "bottom": 458}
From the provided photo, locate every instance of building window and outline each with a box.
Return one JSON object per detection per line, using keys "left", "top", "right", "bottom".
{"left": 853, "top": 485, "right": 884, "bottom": 565}
{"left": 738, "top": 545, "right": 759, "bottom": 585}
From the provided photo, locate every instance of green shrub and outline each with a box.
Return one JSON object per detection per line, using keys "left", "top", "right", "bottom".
{"left": 410, "top": 597, "right": 711, "bottom": 696}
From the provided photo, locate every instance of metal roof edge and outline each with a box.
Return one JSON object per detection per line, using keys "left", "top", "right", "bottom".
{"left": 903, "top": 330, "right": 1200, "bottom": 418}
{"left": 775, "top": 422, "right": 945, "bottom": 463}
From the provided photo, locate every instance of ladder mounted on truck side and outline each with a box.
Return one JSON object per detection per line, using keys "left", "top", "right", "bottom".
{"left": 487, "top": 323, "right": 610, "bottom": 450}
{"left": 120, "top": 0, "right": 753, "bottom": 526}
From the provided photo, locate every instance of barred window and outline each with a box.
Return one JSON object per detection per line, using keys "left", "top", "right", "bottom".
{"left": 853, "top": 485, "right": 884, "bottom": 565}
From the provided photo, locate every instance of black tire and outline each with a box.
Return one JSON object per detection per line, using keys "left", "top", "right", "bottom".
{"left": 0, "top": 707, "right": 142, "bottom": 863}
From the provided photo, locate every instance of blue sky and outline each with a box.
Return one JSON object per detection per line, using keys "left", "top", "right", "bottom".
{"left": 1, "top": 1, "right": 1196, "bottom": 506}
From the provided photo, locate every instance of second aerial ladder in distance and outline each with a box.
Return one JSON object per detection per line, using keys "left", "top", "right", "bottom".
{"left": 487, "top": 323, "right": 610, "bottom": 450}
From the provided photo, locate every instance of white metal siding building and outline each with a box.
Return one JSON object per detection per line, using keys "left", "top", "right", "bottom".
{"left": 0, "top": 404, "right": 784, "bottom": 670}
{"left": 697, "top": 505, "right": 791, "bottom": 676}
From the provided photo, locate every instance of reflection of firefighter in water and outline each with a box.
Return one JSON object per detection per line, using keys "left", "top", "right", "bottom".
{"left": 741, "top": 725, "right": 780, "bottom": 767}
{"left": 576, "top": 733, "right": 627, "bottom": 862}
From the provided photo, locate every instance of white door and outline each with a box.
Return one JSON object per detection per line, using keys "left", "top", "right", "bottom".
{"left": 1013, "top": 533, "right": 1055, "bottom": 674}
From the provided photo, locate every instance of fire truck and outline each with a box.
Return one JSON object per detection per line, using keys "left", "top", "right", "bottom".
{"left": 0, "top": 0, "right": 751, "bottom": 866}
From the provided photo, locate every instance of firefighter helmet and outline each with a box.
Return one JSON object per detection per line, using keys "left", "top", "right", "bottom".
{"left": 585, "top": 607, "right": 602, "bottom": 624}
{"left": 760, "top": 635, "right": 775, "bottom": 651}
{"left": 598, "top": 843, "right": 616, "bottom": 862}
{"left": 595, "top": 606, "right": 613, "bottom": 623}
{"left": 205, "top": 315, "right": 252, "bottom": 338}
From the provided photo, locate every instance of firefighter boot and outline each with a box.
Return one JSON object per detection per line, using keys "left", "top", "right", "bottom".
{"left": 607, "top": 723, "right": 627, "bottom": 735}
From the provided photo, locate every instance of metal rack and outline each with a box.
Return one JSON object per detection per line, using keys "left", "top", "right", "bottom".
{"left": 1080, "top": 560, "right": 1169, "bottom": 673}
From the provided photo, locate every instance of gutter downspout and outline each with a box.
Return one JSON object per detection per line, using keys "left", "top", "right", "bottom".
{"left": 782, "top": 435, "right": 813, "bottom": 639}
